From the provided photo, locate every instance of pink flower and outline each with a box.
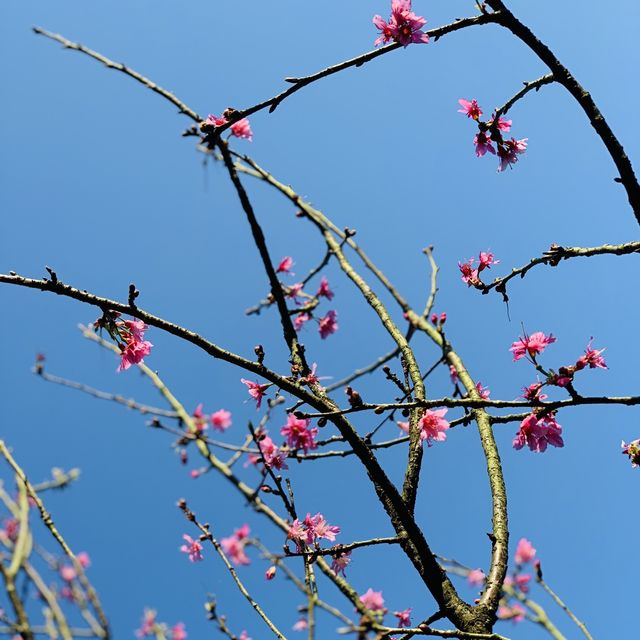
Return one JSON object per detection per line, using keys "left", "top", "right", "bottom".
{"left": 292, "top": 618, "right": 308, "bottom": 632}
{"left": 318, "top": 310, "right": 338, "bottom": 339}
{"left": 467, "top": 569, "right": 485, "bottom": 586}
{"left": 285, "top": 282, "right": 305, "bottom": 302}
{"left": 458, "top": 258, "right": 479, "bottom": 286}
{"left": 397, "top": 420, "right": 409, "bottom": 434}
{"left": 304, "top": 513, "right": 340, "bottom": 543}
{"left": 294, "top": 312, "right": 311, "bottom": 332}
{"left": 373, "top": 1, "right": 429, "bottom": 47}
{"left": 621, "top": 439, "right": 640, "bottom": 468}
{"left": 241, "top": 379, "right": 270, "bottom": 409}
{"left": 514, "top": 573, "right": 532, "bottom": 593}
{"left": 206, "top": 114, "right": 227, "bottom": 127}
{"left": 515, "top": 538, "right": 536, "bottom": 564}
{"left": 316, "top": 275, "right": 334, "bottom": 300}
{"left": 360, "top": 588, "right": 386, "bottom": 612}
{"left": 522, "top": 383, "right": 548, "bottom": 401}
{"left": 60, "top": 565, "right": 76, "bottom": 582}
{"left": 239, "top": 633, "right": 251, "bottom": 640}
{"left": 230, "top": 118, "right": 253, "bottom": 141}
{"left": 265, "top": 565, "right": 277, "bottom": 580}
{"left": 497, "top": 603, "right": 525, "bottom": 623}
{"left": 221, "top": 528, "right": 250, "bottom": 566}
{"left": 211, "top": 409, "right": 232, "bottom": 432}
{"left": 179, "top": 534, "right": 204, "bottom": 562}
{"left": 478, "top": 251, "right": 499, "bottom": 272}
{"left": 300, "top": 362, "right": 322, "bottom": 387}
{"left": 474, "top": 132, "right": 495, "bottom": 157}
{"left": 458, "top": 98, "right": 483, "bottom": 120}
{"left": 192, "top": 403, "right": 209, "bottom": 433}
{"left": 117, "top": 336, "right": 153, "bottom": 372}
{"left": 449, "top": 365, "right": 459, "bottom": 384}
{"left": 331, "top": 551, "right": 351, "bottom": 576}
{"left": 476, "top": 382, "right": 491, "bottom": 399}
{"left": 136, "top": 609, "right": 157, "bottom": 638}
{"left": 257, "top": 435, "right": 288, "bottom": 470}
{"left": 281, "top": 414, "right": 318, "bottom": 453}
{"left": 489, "top": 115, "right": 512, "bottom": 132}
{"left": 170, "top": 623, "right": 187, "bottom": 640}
{"left": 287, "top": 518, "right": 306, "bottom": 546}
{"left": 419, "top": 408, "right": 450, "bottom": 446}
{"left": 394, "top": 608, "right": 412, "bottom": 628}
{"left": 497, "top": 137, "right": 528, "bottom": 172}
{"left": 276, "top": 256, "right": 295, "bottom": 275}
{"left": 1, "top": 518, "right": 19, "bottom": 542}
{"left": 576, "top": 339, "right": 607, "bottom": 370}
{"left": 510, "top": 331, "right": 556, "bottom": 361}
{"left": 513, "top": 412, "right": 564, "bottom": 453}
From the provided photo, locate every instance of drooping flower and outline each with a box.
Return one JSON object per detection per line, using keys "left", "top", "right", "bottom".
{"left": 467, "top": 569, "right": 485, "bottom": 586}
{"left": 276, "top": 256, "right": 295, "bottom": 275}
{"left": 221, "top": 526, "right": 251, "bottom": 566}
{"left": 211, "top": 409, "right": 232, "bottom": 432}
{"left": 497, "top": 603, "right": 525, "bottom": 623}
{"left": 318, "top": 310, "right": 338, "bottom": 339}
{"left": 316, "top": 275, "right": 334, "bottom": 300}
{"left": 458, "top": 258, "right": 479, "bottom": 286}
{"left": 394, "top": 608, "right": 412, "bottom": 628}
{"left": 497, "top": 137, "right": 528, "bottom": 172}
{"left": 281, "top": 414, "right": 318, "bottom": 453}
{"left": 418, "top": 408, "right": 450, "bottom": 446}
{"left": 373, "top": 1, "right": 429, "bottom": 47}
{"left": 513, "top": 412, "right": 564, "bottom": 453}
{"left": 360, "top": 588, "right": 386, "bottom": 612}
{"left": 170, "top": 623, "right": 187, "bottom": 640}
{"left": 118, "top": 336, "right": 153, "bottom": 372}
{"left": 294, "top": 313, "right": 311, "bottom": 332}
{"left": 576, "top": 339, "right": 607, "bottom": 370}
{"left": 621, "top": 439, "right": 640, "bottom": 468}
{"left": 180, "top": 534, "right": 204, "bottom": 562}
{"left": 331, "top": 551, "right": 351, "bottom": 576}
{"left": 510, "top": 331, "right": 556, "bottom": 361}
{"left": 257, "top": 435, "right": 288, "bottom": 470}
{"left": 515, "top": 538, "right": 536, "bottom": 564}
{"left": 230, "top": 118, "right": 253, "bottom": 141}
{"left": 478, "top": 251, "right": 499, "bottom": 272}
{"left": 241, "top": 379, "right": 271, "bottom": 409}
{"left": 474, "top": 132, "right": 495, "bottom": 157}
{"left": 458, "top": 98, "right": 483, "bottom": 120}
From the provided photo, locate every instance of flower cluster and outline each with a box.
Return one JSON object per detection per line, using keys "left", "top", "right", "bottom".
{"left": 397, "top": 408, "right": 450, "bottom": 447}
{"left": 458, "top": 251, "right": 499, "bottom": 287}
{"left": 220, "top": 524, "right": 251, "bottom": 566}
{"left": 360, "top": 588, "right": 387, "bottom": 613}
{"left": 192, "top": 404, "right": 232, "bottom": 433}
{"left": 204, "top": 113, "right": 253, "bottom": 141}
{"left": 94, "top": 312, "right": 153, "bottom": 372}
{"left": 373, "top": 1, "right": 429, "bottom": 47}
{"left": 179, "top": 534, "right": 204, "bottom": 562}
{"left": 280, "top": 414, "right": 319, "bottom": 453}
{"left": 458, "top": 98, "right": 528, "bottom": 171}
{"left": 330, "top": 550, "right": 352, "bottom": 576}
{"left": 497, "top": 538, "right": 537, "bottom": 624}
{"left": 621, "top": 439, "right": 640, "bottom": 468}
{"left": 288, "top": 513, "right": 340, "bottom": 549}
{"left": 136, "top": 609, "right": 187, "bottom": 640}
{"left": 513, "top": 411, "right": 564, "bottom": 453}
{"left": 256, "top": 434, "right": 289, "bottom": 470}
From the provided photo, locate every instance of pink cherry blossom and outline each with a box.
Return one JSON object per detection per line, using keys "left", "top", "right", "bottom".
{"left": 373, "top": 1, "right": 429, "bottom": 47}
{"left": 478, "top": 251, "right": 499, "bottom": 271}
{"left": 192, "top": 403, "right": 209, "bottom": 433}
{"left": 179, "top": 534, "right": 204, "bottom": 562}
{"left": 497, "top": 137, "right": 528, "bottom": 172}
{"left": 206, "top": 114, "right": 227, "bottom": 127}
{"left": 621, "top": 439, "right": 640, "bottom": 468}
{"left": 474, "top": 131, "right": 495, "bottom": 157}
{"left": 360, "top": 588, "right": 386, "bottom": 612}
{"left": 514, "top": 573, "right": 532, "bottom": 593}
{"left": 394, "top": 608, "right": 412, "bottom": 628}
{"left": 467, "top": 569, "right": 485, "bottom": 586}
{"left": 318, "top": 310, "right": 338, "bottom": 339}
{"left": 510, "top": 331, "right": 556, "bottom": 361}
{"left": 287, "top": 518, "right": 306, "bottom": 546}
{"left": 220, "top": 528, "right": 250, "bottom": 566}
{"left": 136, "top": 609, "right": 157, "bottom": 638}
{"left": 304, "top": 513, "right": 340, "bottom": 543}
{"left": 265, "top": 565, "right": 277, "bottom": 580}
{"left": 241, "top": 379, "right": 270, "bottom": 409}
{"left": 331, "top": 551, "right": 351, "bottom": 576}
{"left": 234, "top": 524, "right": 250, "bottom": 540}
{"left": 281, "top": 414, "right": 318, "bottom": 453}
{"left": 419, "top": 408, "right": 450, "bottom": 446}
{"left": 576, "top": 339, "right": 607, "bottom": 370}
{"left": 276, "top": 256, "right": 295, "bottom": 275}
{"left": 239, "top": 632, "right": 251, "bottom": 640}
{"left": 170, "top": 623, "right": 187, "bottom": 640}
{"left": 1, "top": 518, "right": 19, "bottom": 542}
{"left": 257, "top": 435, "right": 288, "bottom": 470}
{"left": 458, "top": 258, "right": 479, "bottom": 286}
{"left": 522, "top": 383, "right": 548, "bottom": 401}
{"left": 60, "top": 565, "right": 76, "bottom": 582}
{"left": 316, "top": 275, "right": 334, "bottom": 300}
{"left": 292, "top": 618, "right": 308, "bottom": 632}
{"left": 230, "top": 118, "right": 253, "bottom": 141}
{"left": 458, "top": 98, "right": 483, "bottom": 120}
{"left": 513, "top": 412, "right": 564, "bottom": 453}
{"left": 489, "top": 115, "right": 512, "bottom": 132}
{"left": 475, "top": 382, "right": 491, "bottom": 399}
{"left": 515, "top": 538, "right": 536, "bottom": 564}
{"left": 497, "top": 603, "right": 525, "bottom": 623}
{"left": 285, "top": 282, "right": 305, "bottom": 301}
{"left": 294, "top": 312, "right": 311, "bottom": 332}
{"left": 397, "top": 420, "right": 409, "bottom": 434}
{"left": 449, "top": 365, "right": 459, "bottom": 384}
{"left": 211, "top": 409, "right": 232, "bottom": 432}
{"left": 77, "top": 552, "right": 91, "bottom": 569}
{"left": 373, "top": 15, "right": 395, "bottom": 46}
{"left": 117, "top": 336, "right": 153, "bottom": 372}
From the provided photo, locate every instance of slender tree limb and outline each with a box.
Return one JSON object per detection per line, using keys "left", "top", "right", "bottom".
{"left": 493, "top": 74, "right": 555, "bottom": 120}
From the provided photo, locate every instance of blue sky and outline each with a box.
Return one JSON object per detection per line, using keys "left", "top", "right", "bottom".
{"left": 1, "top": 2, "right": 639, "bottom": 638}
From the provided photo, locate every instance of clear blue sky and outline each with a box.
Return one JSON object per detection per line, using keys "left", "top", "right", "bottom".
{"left": 1, "top": 1, "right": 639, "bottom": 638}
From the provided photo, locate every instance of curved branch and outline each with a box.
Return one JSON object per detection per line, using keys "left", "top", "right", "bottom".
{"left": 493, "top": 74, "right": 555, "bottom": 120}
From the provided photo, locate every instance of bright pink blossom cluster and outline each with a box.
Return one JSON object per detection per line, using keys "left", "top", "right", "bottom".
{"left": 256, "top": 434, "right": 289, "bottom": 470}
{"left": 497, "top": 538, "right": 537, "bottom": 624}
{"left": 513, "top": 411, "right": 564, "bottom": 453}
{"left": 205, "top": 114, "right": 253, "bottom": 141}
{"left": 288, "top": 513, "right": 340, "bottom": 549}
{"left": 458, "top": 98, "right": 527, "bottom": 171}
{"left": 220, "top": 524, "right": 251, "bottom": 566}
{"left": 360, "top": 588, "right": 387, "bottom": 612}
{"left": 280, "top": 414, "right": 319, "bottom": 453}
{"left": 95, "top": 313, "right": 153, "bottom": 372}
{"left": 192, "top": 403, "right": 232, "bottom": 433}
{"left": 458, "top": 251, "right": 499, "bottom": 287}
{"left": 398, "top": 408, "right": 450, "bottom": 447}
{"left": 373, "top": 1, "right": 429, "bottom": 47}
{"left": 241, "top": 379, "right": 271, "bottom": 409}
